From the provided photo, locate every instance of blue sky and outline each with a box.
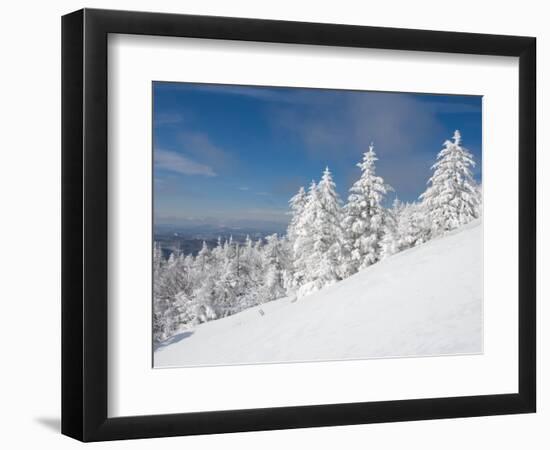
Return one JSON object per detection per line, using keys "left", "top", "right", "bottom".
{"left": 153, "top": 82, "right": 482, "bottom": 229}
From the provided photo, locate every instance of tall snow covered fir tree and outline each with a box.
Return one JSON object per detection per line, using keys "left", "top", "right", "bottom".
{"left": 311, "top": 167, "right": 345, "bottom": 290}
{"left": 287, "top": 186, "right": 307, "bottom": 246}
{"left": 292, "top": 180, "right": 319, "bottom": 292}
{"left": 285, "top": 186, "right": 307, "bottom": 289}
{"left": 292, "top": 169, "right": 345, "bottom": 297}
{"left": 420, "top": 130, "right": 481, "bottom": 234}
{"left": 343, "top": 144, "right": 393, "bottom": 274}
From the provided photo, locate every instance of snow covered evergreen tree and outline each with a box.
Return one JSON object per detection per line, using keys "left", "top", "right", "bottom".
{"left": 192, "top": 240, "right": 222, "bottom": 323}
{"left": 311, "top": 167, "right": 345, "bottom": 286}
{"left": 195, "top": 241, "right": 211, "bottom": 272}
{"left": 238, "top": 236, "right": 265, "bottom": 309}
{"left": 193, "top": 275, "right": 218, "bottom": 323}
{"left": 420, "top": 130, "right": 480, "bottom": 234}
{"left": 343, "top": 144, "right": 393, "bottom": 273}
{"left": 292, "top": 180, "right": 319, "bottom": 290}
{"left": 398, "top": 202, "right": 431, "bottom": 249}
{"left": 379, "top": 199, "right": 401, "bottom": 260}
{"left": 475, "top": 183, "right": 483, "bottom": 218}
{"left": 153, "top": 247, "right": 188, "bottom": 341}
{"left": 293, "top": 168, "right": 345, "bottom": 297}
{"left": 259, "top": 234, "right": 288, "bottom": 302}
{"left": 215, "top": 237, "right": 240, "bottom": 317}
{"left": 284, "top": 186, "right": 307, "bottom": 290}
{"left": 287, "top": 186, "right": 307, "bottom": 245}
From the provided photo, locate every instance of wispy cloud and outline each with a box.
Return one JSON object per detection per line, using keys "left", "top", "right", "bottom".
{"left": 177, "top": 131, "right": 239, "bottom": 173}
{"left": 155, "top": 149, "right": 216, "bottom": 177}
{"left": 348, "top": 93, "right": 446, "bottom": 156}
{"left": 270, "top": 92, "right": 447, "bottom": 161}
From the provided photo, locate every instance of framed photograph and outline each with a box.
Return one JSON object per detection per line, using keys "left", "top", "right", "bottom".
{"left": 62, "top": 8, "right": 536, "bottom": 442}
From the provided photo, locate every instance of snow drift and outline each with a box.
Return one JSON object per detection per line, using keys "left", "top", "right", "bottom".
{"left": 154, "top": 220, "right": 483, "bottom": 368}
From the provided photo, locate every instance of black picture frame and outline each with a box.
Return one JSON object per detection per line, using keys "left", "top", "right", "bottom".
{"left": 61, "top": 8, "right": 536, "bottom": 442}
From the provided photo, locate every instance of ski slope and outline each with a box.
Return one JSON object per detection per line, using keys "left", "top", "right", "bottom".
{"left": 154, "top": 220, "right": 483, "bottom": 368}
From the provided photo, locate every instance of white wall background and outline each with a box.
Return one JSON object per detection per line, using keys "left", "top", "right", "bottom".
{"left": 0, "top": 0, "right": 545, "bottom": 448}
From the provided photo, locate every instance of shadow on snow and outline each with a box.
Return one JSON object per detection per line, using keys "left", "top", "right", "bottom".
{"left": 154, "top": 331, "right": 194, "bottom": 352}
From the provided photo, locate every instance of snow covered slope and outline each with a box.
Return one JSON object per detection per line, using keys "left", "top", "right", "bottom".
{"left": 154, "top": 220, "right": 483, "bottom": 368}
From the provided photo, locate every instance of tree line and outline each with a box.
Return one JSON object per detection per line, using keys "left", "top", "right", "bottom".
{"left": 154, "top": 130, "right": 481, "bottom": 342}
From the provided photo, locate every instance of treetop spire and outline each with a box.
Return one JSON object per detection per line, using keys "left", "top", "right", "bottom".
{"left": 453, "top": 129, "right": 461, "bottom": 145}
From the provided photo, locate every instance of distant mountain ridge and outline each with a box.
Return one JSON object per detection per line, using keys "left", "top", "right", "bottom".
{"left": 155, "top": 223, "right": 287, "bottom": 257}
